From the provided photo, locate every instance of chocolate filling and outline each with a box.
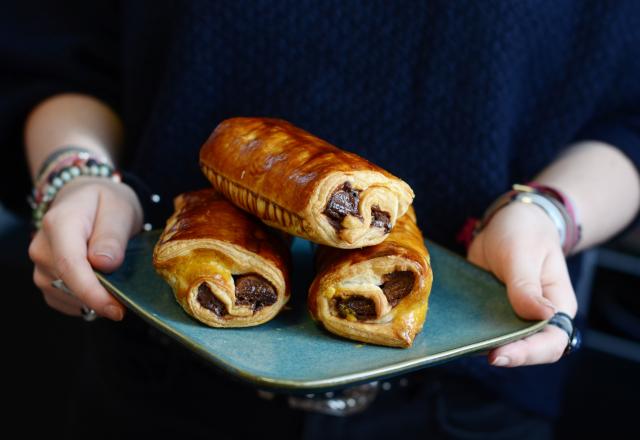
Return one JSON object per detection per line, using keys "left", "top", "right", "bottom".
{"left": 233, "top": 274, "right": 277, "bottom": 312}
{"left": 197, "top": 283, "right": 228, "bottom": 316}
{"left": 381, "top": 271, "right": 415, "bottom": 307}
{"left": 333, "top": 295, "right": 377, "bottom": 321}
{"left": 370, "top": 206, "right": 391, "bottom": 233}
{"left": 324, "top": 182, "right": 361, "bottom": 230}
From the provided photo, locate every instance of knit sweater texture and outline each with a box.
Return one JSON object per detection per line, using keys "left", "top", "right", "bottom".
{"left": 2, "top": 0, "right": 639, "bottom": 418}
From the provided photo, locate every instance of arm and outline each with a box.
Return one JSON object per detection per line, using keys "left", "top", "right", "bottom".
{"left": 25, "top": 93, "right": 124, "bottom": 178}
{"left": 535, "top": 141, "right": 640, "bottom": 251}
{"left": 26, "top": 93, "right": 142, "bottom": 320}
{"left": 469, "top": 141, "right": 640, "bottom": 367}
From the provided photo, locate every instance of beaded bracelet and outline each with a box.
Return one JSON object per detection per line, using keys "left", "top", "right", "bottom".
{"left": 29, "top": 147, "right": 121, "bottom": 229}
{"left": 456, "top": 183, "right": 582, "bottom": 256}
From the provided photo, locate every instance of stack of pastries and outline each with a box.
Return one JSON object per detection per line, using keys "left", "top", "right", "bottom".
{"left": 153, "top": 117, "right": 433, "bottom": 347}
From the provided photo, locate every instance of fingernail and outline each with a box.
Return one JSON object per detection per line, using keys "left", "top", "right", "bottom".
{"left": 105, "top": 305, "right": 123, "bottom": 321}
{"left": 492, "top": 356, "right": 510, "bottom": 367}
{"left": 93, "top": 249, "right": 114, "bottom": 261}
{"left": 537, "top": 296, "right": 557, "bottom": 312}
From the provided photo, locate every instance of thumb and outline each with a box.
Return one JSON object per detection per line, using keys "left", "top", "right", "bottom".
{"left": 502, "top": 252, "right": 556, "bottom": 321}
{"left": 88, "top": 190, "right": 139, "bottom": 273}
{"left": 89, "top": 235, "right": 126, "bottom": 272}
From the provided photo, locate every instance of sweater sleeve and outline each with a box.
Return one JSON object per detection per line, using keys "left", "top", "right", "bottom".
{"left": 0, "top": 0, "right": 120, "bottom": 213}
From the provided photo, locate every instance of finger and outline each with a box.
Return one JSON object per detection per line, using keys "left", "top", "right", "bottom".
{"left": 34, "top": 268, "right": 84, "bottom": 309}
{"left": 489, "top": 325, "right": 569, "bottom": 367}
{"left": 43, "top": 204, "right": 124, "bottom": 321}
{"left": 502, "top": 250, "right": 556, "bottom": 321}
{"left": 45, "top": 277, "right": 84, "bottom": 308}
{"left": 31, "top": 239, "right": 91, "bottom": 311}
{"left": 28, "top": 230, "right": 54, "bottom": 270}
{"left": 43, "top": 293, "right": 83, "bottom": 317}
{"left": 540, "top": 249, "right": 578, "bottom": 316}
{"left": 43, "top": 287, "right": 84, "bottom": 313}
{"left": 30, "top": 235, "right": 65, "bottom": 284}
{"left": 88, "top": 185, "right": 142, "bottom": 273}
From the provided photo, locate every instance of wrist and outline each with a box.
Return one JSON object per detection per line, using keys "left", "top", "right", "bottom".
{"left": 496, "top": 201, "right": 562, "bottom": 244}
{"left": 29, "top": 147, "right": 121, "bottom": 229}
{"left": 458, "top": 183, "right": 582, "bottom": 256}
{"left": 31, "top": 146, "right": 115, "bottom": 184}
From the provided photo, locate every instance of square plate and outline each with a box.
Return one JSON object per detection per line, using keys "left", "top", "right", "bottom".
{"left": 97, "top": 231, "right": 545, "bottom": 392}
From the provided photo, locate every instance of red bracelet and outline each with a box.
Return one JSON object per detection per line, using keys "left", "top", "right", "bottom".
{"left": 456, "top": 217, "right": 480, "bottom": 251}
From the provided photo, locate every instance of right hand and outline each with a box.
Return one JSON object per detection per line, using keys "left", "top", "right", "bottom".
{"left": 467, "top": 202, "right": 577, "bottom": 367}
{"left": 29, "top": 176, "right": 143, "bottom": 320}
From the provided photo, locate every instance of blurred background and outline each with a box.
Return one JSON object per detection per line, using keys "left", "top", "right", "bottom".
{"left": 4, "top": 202, "right": 639, "bottom": 435}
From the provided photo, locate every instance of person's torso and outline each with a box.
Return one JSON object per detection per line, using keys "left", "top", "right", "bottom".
{"left": 114, "top": 1, "right": 639, "bottom": 417}
{"left": 122, "top": 1, "right": 634, "bottom": 249}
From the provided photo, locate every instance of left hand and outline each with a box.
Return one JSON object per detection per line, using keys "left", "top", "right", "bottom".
{"left": 467, "top": 202, "right": 578, "bottom": 367}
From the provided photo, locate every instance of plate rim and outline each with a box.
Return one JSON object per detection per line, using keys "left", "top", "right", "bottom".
{"left": 97, "top": 272, "right": 547, "bottom": 392}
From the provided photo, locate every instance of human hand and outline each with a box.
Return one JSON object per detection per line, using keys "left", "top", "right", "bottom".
{"left": 29, "top": 176, "right": 143, "bottom": 320}
{"left": 467, "top": 202, "right": 578, "bottom": 367}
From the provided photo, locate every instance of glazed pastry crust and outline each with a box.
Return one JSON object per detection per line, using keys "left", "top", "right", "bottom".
{"left": 308, "top": 207, "right": 432, "bottom": 347}
{"left": 200, "top": 117, "right": 414, "bottom": 248}
{"left": 153, "top": 189, "right": 290, "bottom": 327}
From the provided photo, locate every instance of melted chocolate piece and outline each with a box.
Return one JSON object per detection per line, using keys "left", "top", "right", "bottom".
{"left": 381, "top": 271, "right": 415, "bottom": 307}
{"left": 333, "top": 295, "right": 377, "bottom": 321}
{"left": 370, "top": 206, "right": 391, "bottom": 233}
{"left": 197, "top": 283, "right": 228, "bottom": 316}
{"left": 324, "top": 182, "right": 361, "bottom": 229}
{"left": 234, "top": 274, "right": 277, "bottom": 312}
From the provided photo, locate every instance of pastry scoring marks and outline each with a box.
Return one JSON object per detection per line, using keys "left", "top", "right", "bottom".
{"left": 201, "top": 164, "right": 304, "bottom": 230}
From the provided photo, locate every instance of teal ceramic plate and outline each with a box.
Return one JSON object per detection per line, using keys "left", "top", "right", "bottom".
{"left": 97, "top": 231, "right": 545, "bottom": 392}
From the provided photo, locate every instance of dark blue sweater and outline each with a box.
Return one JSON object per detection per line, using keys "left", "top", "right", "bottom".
{"left": 2, "top": 0, "right": 639, "bottom": 418}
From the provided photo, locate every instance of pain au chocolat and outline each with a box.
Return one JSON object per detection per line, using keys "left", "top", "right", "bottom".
{"left": 153, "top": 189, "right": 290, "bottom": 327}
{"left": 199, "top": 117, "right": 414, "bottom": 249}
{"left": 308, "top": 207, "right": 432, "bottom": 347}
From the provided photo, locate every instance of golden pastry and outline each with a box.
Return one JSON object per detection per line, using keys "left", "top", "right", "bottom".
{"left": 153, "top": 189, "right": 290, "bottom": 327}
{"left": 200, "top": 117, "right": 414, "bottom": 248}
{"left": 308, "top": 207, "right": 432, "bottom": 347}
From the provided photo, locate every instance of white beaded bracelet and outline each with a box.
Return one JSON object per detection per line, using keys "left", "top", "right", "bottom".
{"left": 29, "top": 148, "right": 121, "bottom": 229}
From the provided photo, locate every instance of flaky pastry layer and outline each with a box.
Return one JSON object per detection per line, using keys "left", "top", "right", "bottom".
{"left": 308, "top": 207, "right": 432, "bottom": 347}
{"left": 153, "top": 189, "right": 290, "bottom": 327}
{"left": 200, "top": 117, "right": 414, "bottom": 248}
